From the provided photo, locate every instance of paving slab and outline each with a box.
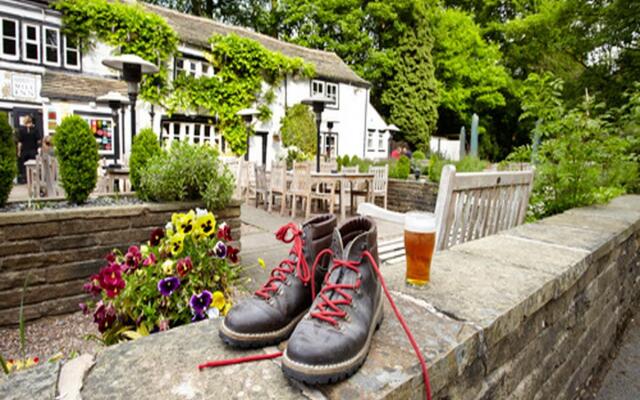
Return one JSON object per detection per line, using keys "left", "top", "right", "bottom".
{"left": 0, "top": 360, "right": 60, "bottom": 400}
{"left": 596, "top": 316, "right": 640, "bottom": 400}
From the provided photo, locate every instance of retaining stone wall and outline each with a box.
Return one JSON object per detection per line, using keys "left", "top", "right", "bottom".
{"left": 386, "top": 178, "right": 438, "bottom": 213}
{"left": 0, "top": 200, "right": 241, "bottom": 327}
{"left": 1, "top": 196, "right": 638, "bottom": 399}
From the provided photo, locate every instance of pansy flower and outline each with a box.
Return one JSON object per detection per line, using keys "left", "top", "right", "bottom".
{"left": 105, "top": 252, "right": 116, "bottom": 263}
{"left": 93, "top": 301, "right": 116, "bottom": 333}
{"left": 161, "top": 259, "right": 174, "bottom": 275}
{"left": 142, "top": 253, "right": 157, "bottom": 267}
{"left": 149, "top": 227, "right": 165, "bottom": 247}
{"left": 189, "top": 290, "right": 212, "bottom": 321}
{"left": 175, "top": 211, "right": 195, "bottom": 235}
{"left": 83, "top": 274, "right": 102, "bottom": 296}
{"left": 168, "top": 232, "right": 185, "bottom": 256}
{"left": 214, "top": 241, "right": 227, "bottom": 258}
{"left": 158, "top": 277, "right": 181, "bottom": 296}
{"left": 217, "top": 222, "right": 232, "bottom": 241}
{"left": 176, "top": 256, "right": 193, "bottom": 277}
{"left": 123, "top": 246, "right": 142, "bottom": 272}
{"left": 227, "top": 246, "right": 239, "bottom": 264}
{"left": 195, "top": 212, "right": 216, "bottom": 238}
{"left": 212, "top": 291, "right": 226, "bottom": 310}
{"left": 98, "top": 263, "right": 125, "bottom": 298}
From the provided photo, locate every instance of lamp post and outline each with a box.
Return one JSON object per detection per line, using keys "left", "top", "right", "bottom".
{"left": 102, "top": 54, "right": 159, "bottom": 140}
{"left": 96, "top": 91, "right": 129, "bottom": 167}
{"left": 302, "top": 95, "right": 333, "bottom": 172}
{"left": 237, "top": 108, "right": 260, "bottom": 161}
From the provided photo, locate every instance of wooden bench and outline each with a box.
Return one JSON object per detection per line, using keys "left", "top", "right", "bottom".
{"left": 363, "top": 164, "right": 534, "bottom": 262}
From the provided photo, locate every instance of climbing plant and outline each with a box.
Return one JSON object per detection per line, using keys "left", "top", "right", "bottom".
{"left": 164, "top": 34, "right": 314, "bottom": 154}
{"left": 53, "top": 0, "right": 179, "bottom": 104}
{"left": 53, "top": 1, "right": 314, "bottom": 155}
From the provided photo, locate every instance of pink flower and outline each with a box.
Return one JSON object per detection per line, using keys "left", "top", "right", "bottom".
{"left": 83, "top": 274, "right": 102, "bottom": 296}
{"left": 143, "top": 253, "right": 157, "bottom": 267}
{"left": 123, "top": 246, "right": 142, "bottom": 272}
{"left": 93, "top": 301, "right": 116, "bottom": 333}
{"left": 227, "top": 246, "right": 239, "bottom": 264}
{"left": 176, "top": 257, "right": 193, "bottom": 277}
{"left": 158, "top": 319, "right": 170, "bottom": 331}
{"left": 105, "top": 252, "right": 116, "bottom": 263}
{"left": 217, "top": 223, "right": 232, "bottom": 241}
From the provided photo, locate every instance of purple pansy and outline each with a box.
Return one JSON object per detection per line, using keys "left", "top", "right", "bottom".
{"left": 214, "top": 241, "right": 227, "bottom": 258}
{"left": 157, "top": 277, "right": 181, "bottom": 296}
{"left": 189, "top": 290, "right": 212, "bottom": 321}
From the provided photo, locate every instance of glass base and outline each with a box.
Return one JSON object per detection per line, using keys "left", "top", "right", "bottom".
{"left": 406, "top": 278, "right": 429, "bottom": 286}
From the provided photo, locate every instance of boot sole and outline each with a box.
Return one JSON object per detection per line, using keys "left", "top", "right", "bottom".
{"left": 281, "top": 292, "right": 384, "bottom": 385}
{"left": 219, "top": 309, "right": 308, "bottom": 349}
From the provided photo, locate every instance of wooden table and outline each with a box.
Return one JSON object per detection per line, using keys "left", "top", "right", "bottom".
{"left": 104, "top": 167, "right": 131, "bottom": 193}
{"left": 287, "top": 171, "right": 374, "bottom": 220}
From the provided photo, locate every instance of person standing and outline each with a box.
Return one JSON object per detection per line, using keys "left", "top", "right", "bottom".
{"left": 17, "top": 115, "right": 41, "bottom": 184}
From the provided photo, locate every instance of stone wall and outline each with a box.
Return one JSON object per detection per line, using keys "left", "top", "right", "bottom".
{"left": 386, "top": 178, "right": 438, "bottom": 213}
{"left": 0, "top": 200, "right": 241, "bottom": 327}
{"left": 1, "top": 196, "right": 638, "bottom": 400}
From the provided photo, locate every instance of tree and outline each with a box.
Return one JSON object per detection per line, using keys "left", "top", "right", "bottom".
{"left": 381, "top": 22, "right": 439, "bottom": 149}
{"left": 280, "top": 104, "right": 316, "bottom": 155}
{"left": 0, "top": 112, "right": 17, "bottom": 207}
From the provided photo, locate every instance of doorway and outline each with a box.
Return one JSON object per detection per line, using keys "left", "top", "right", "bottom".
{"left": 248, "top": 132, "right": 268, "bottom": 165}
{"left": 13, "top": 108, "right": 43, "bottom": 184}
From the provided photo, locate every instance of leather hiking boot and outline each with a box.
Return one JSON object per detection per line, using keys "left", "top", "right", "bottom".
{"left": 282, "top": 216, "right": 384, "bottom": 384}
{"left": 219, "top": 214, "right": 337, "bottom": 348}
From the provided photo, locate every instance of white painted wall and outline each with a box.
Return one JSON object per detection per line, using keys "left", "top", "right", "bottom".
{"left": 430, "top": 136, "right": 461, "bottom": 161}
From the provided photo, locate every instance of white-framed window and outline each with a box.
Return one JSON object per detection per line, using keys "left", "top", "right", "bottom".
{"left": 378, "top": 131, "right": 385, "bottom": 152}
{"left": 367, "top": 130, "right": 375, "bottom": 152}
{"left": 311, "top": 80, "right": 324, "bottom": 96}
{"left": 63, "top": 36, "right": 80, "bottom": 69}
{"left": 175, "top": 57, "right": 214, "bottom": 78}
{"left": 311, "top": 80, "right": 339, "bottom": 108}
{"left": 43, "top": 26, "right": 60, "bottom": 66}
{"left": 1, "top": 17, "right": 19, "bottom": 60}
{"left": 326, "top": 82, "right": 338, "bottom": 108}
{"left": 322, "top": 133, "right": 337, "bottom": 158}
{"left": 22, "top": 23, "right": 40, "bottom": 63}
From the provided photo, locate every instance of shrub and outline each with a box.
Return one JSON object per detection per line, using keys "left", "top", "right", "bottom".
{"left": 129, "top": 128, "right": 161, "bottom": 190}
{"left": 389, "top": 155, "right": 411, "bottom": 179}
{"left": 0, "top": 112, "right": 17, "bottom": 207}
{"left": 280, "top": 104, "right": 316, "bottom": 156}
{"left": 54, "top": 115, "right": 99, "bottom": 204}
{"left": 138, "top": 141, "right": 234, "bottom": 210}
{"left": 428, "top": 154, "right": 488, "bottom": 183}
{"left": 412, "top": 150, "right": 426, "bottom": 160}
{"left": 81, "top": 209, "right": 240, "bottom": 344}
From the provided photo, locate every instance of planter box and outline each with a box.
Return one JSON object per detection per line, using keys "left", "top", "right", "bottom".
{"left": 0, "top": 200, "right": 241, "bottom": 327}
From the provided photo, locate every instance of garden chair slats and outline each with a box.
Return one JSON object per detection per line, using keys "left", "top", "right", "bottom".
{"left": 254, "top": 164, "right": 268, "bottom": 209}
{"left": 268, "top": 162, "right": 287, "bottom": 216}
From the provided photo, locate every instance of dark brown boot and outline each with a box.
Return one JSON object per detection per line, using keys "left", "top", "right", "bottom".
{"left": 282, "top": 216, "right": 384, "bottom": 384}
{"left": 219, "top": 214, "right": 337, "bottom": 348}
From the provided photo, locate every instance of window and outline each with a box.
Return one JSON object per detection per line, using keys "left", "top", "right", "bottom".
{"left": 22, "top": 23, "right": 40, "bottom": 63}
{"left": 63, "top": 36, "right": 80, "bottom": 69}
{"left": 1, "top": 18, "right": 19, "bottom": 60}
{"left": 43, "top": 27, "right": 60, "bottom": 66}
{"left": 311, "top": 80, "right": 339, "bottom": 108}
{"left": 176, "top": 57, "right": 214, "bottom": 78}
{"left": 80, "top": 115, "right": 114, "bottom": 155}
{"left": 378, "top": 131, "right": 385, "bottom": 152}
{"left": 367, "top": 130, "right": 375, "bottom": 152}
{"left": 326, "top": 83, "right": 338, "bottom": 108}
{"left": 323, "top": 133, "right": 337, "bottom": 158}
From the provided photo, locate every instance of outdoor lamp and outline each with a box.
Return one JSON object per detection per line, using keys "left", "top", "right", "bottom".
{"left": 302, "top": 95, "right": 334, "bottom": 172}
{"left": 237, "top": 108, "right": 260, "bottom": 161}
{"left": 96, "top": 91, "right": 130, "bottom": 166}
{"left": 325, "top": 120, "right": 339, "bottom": 159}
{"left": 102, "top": 54, "right": 159, "bottom": 140}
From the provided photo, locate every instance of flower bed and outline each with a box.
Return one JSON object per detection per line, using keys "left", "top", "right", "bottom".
{"left": 81, "top": 208, "right": 240, "bottom": 344}
{"left": 0, "top": 200, "right": 241, "bottom": 327}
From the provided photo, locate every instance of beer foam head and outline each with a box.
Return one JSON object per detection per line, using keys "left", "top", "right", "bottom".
{"left": 404, "top": 211, "right": 436, "bottom": 233}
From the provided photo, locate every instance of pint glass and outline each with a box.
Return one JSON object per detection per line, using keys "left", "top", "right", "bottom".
{"left": 404, "top": 212, "right": 436, "bottom": 285}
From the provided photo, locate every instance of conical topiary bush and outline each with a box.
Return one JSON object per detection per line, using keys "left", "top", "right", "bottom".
{"left": 0, "top": 112, "right": 17, "bottom": 207}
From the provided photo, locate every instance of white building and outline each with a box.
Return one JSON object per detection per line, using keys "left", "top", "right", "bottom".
{"left": 0, "top": 0, "right": 392, "bottom": 168}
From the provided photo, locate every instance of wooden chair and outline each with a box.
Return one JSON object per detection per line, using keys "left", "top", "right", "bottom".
{"left": 268, "top": 162, "right": 287, "bottom": 215}
{"left": 351, "top": 165, "right": 388, "bottom": 209}
{"left": 320, "top": 159, "right": 338, "bottom": 173}
{"left": 287, "top": 162, "right": 313, "bottom": 218}
{"left": 359, "top": 164, "right": 534, "bottom": 261}
{"left": 341, "top": 166, "right": 358, "bottom": 173}
{"left": 254, "top": 164, "right": 269, "bottom": 208}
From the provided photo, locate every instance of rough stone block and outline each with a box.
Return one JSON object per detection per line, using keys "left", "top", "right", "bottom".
{"left": 0, "top": 222, "right": 60, "bottom": 240}
{"left": 0, "top": 279, "right": 86, "bottom": 308}
{"left": 0, "top": 269, "right": 47, "bottom": 291}
{"left": 41, "top": 234, "right": 98, "bottom": 252}
{"left": 0, "top": 240, "right": 40, "bottom": 257}
{"left": 45, "top": 260, "right": 103, "bottom": 283}
{"left": 0, "top": 294, "right": 89, "bottom": 326}
{"left": 0, "top": 360, "right": 60, "bottom": 400}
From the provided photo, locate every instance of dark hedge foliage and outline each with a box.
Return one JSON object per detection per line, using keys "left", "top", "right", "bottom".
{"left": 0, "top": 112, "right": 17, "bottom": 207}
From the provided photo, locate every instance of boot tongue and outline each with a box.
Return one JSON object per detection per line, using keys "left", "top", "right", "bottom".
{"left": 324, "top": 229, "right": 364, "bottom": 298}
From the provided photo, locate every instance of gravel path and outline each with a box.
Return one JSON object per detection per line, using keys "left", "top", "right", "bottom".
{"left": 0, "top": 312, "right": 102, "bottom": 361}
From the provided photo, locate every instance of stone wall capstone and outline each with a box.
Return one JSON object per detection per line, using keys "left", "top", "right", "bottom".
{"left": 0, "top": 200, "right": 241, "bottom": 327}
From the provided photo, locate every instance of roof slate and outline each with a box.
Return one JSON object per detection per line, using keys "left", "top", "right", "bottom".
{"left": 143, "top": 3, "right": 370, "bottom": 88}
{"left": 41, "top": 72, "right": 127, "bottom": 102}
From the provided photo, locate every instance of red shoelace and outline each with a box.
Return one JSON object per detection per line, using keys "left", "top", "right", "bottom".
{"left": 254, "top": 223, "right": 318, "bottom": 300}
{"left": 199, "top": 248, "right": 432, "bottom": 400}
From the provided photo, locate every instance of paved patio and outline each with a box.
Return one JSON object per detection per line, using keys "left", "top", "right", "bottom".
{"left": 239, "top": 203, "right": 403, "bottom": 292}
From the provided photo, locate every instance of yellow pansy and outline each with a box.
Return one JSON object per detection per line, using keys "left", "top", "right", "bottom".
{"left": 212, "top": 291, "right": 226, "bottom": 310}
{"left": 161, "top": 259, "right": 175, "bottom": 275}
{"left": 222, "top": 302, "right": 232, "bottom": 316}
{"left": 140, "top": 245, "right": 150, "bottom": 257}
{"left": 258, "top": 258, "right": 266, "bottom": 270}
{"left": 168, "top": 232, "right": 185, "bottom": 256}
{"left": 176, "top": 210, "right": 196, "bottom": 235}
{"left": 195, "top": 212, "right": 216, "bottom": 238}
{"left": 171, "top": 213, "right": 183, "bottom": 231}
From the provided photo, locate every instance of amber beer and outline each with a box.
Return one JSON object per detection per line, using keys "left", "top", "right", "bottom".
{"left": 404, "top": 212, "right": 436, "bottom": 285}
